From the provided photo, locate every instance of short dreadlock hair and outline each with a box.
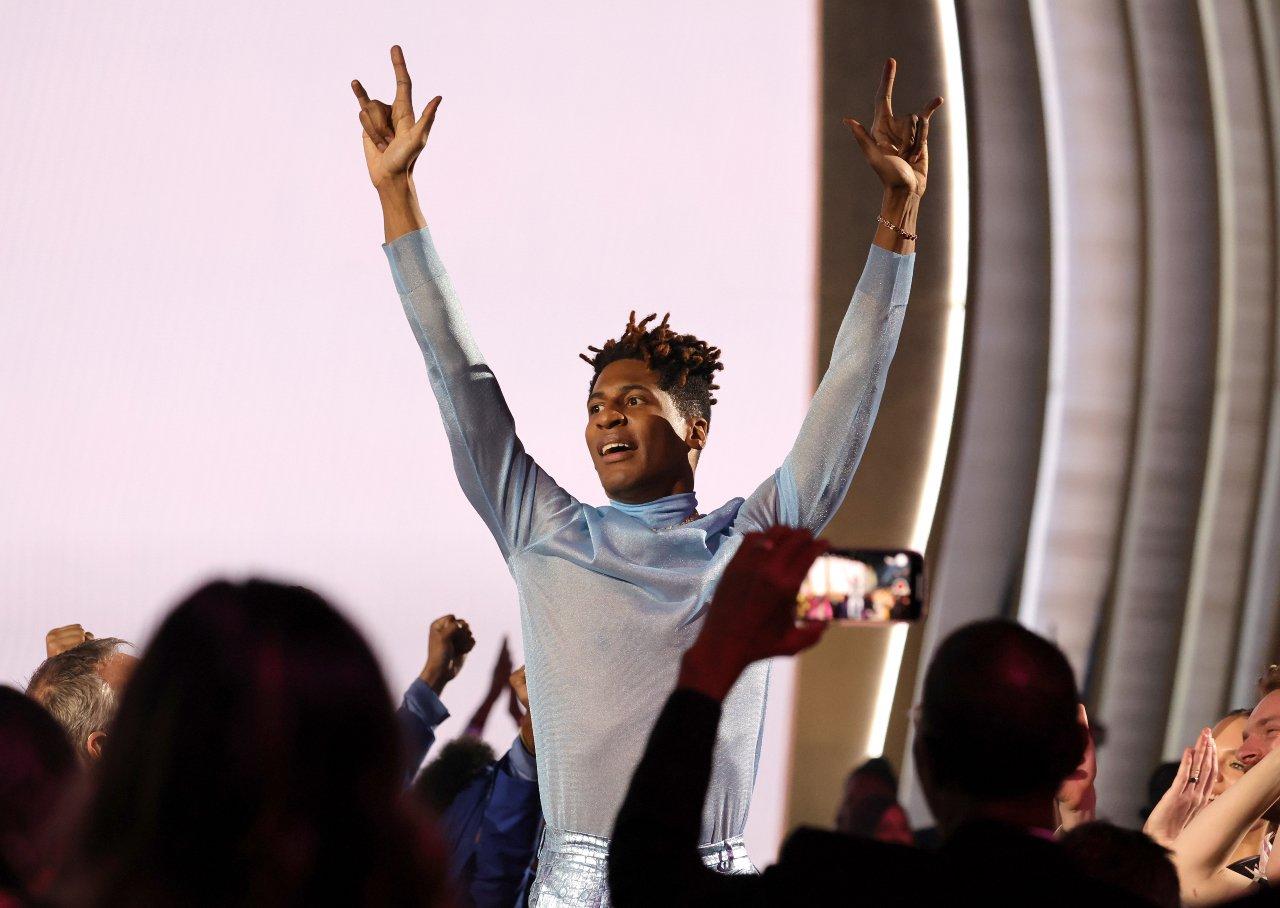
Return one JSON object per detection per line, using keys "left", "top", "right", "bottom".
{"left": 581, "top": 312, "right": 725, "bottom": 423}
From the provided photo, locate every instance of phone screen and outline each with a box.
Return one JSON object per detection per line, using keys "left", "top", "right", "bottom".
{"left": 795, "top": 548, "right": 925, "bottom": 624}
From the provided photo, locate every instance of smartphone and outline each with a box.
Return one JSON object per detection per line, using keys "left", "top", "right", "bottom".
{"left": 796, "top": 548, "right": 926, "bottom": 624}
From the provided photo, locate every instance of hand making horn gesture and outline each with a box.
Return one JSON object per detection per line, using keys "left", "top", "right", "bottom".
{"left": 845, "top": 58, "right": 943, "bottom": 199}
{"left": 351, "top": 45, "right": 441, "bottom": 192}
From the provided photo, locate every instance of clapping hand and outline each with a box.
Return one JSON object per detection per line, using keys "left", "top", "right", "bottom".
{"left": 1144, "top": 727, "right": 1218, "bottom": 848}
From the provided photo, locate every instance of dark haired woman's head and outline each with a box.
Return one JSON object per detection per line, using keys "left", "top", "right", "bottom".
{"left": 914, "top": 620, "right": 1083, "bottom": 831}
{"left": 582, "top": 313, "right": 724, "bottom": 502}
{"left": 61, "top": 579, "right": 446, "bottom": 907}
{"left": 0, "top": 685, "right": 77, "bottom": 898}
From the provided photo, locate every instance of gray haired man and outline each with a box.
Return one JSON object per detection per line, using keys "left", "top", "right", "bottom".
{"left": 27, "top": 626, "right": 137, "bottom": 761}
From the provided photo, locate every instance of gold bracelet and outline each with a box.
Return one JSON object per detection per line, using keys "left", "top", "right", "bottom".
{"left": 876, "top": 215, "right": 917, "bottom": 243}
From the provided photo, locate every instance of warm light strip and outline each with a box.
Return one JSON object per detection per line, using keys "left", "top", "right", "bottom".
{"left": 866, "top": 0, "right": 971, "bottom": 759}
{"left": 908, "top": 0, "right": 970, "bottom": 555}
{"left": 865, "top": 622, "right": 910, "bottom": 756}
{"left": 1017, "top": 0, "right": 1069, "bottom": 627}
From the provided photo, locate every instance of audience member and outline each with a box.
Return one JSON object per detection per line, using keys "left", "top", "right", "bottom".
{"left": 1172, "top": 690, "right": 1280, "bottom": 904}
{"left": 0, "top": 687, "right": 77, "bottom": 904}
{"left": 54, "top": 579, "right": 448, "bottom": 907}
{"left": 394, "top": 616, "right": 541, "bottom": 907}
{"left": 412, "top": 666, "right": 541, "bottom": 908}
{"left": 398, "top": 613, "right": 476, "bottom": 778}
{"left": 836, "top": 793, "right": 914, "bottom": 847}
{"left": 1143, "top": 725, "right": 1218, "bottom": 848}
{"left": 26, "top": 636, "right": 136, "bottom": 763}
{"left": 608, "top": 525, "right": 1149, "bottom": 906}
{"left": 1059, "top": 822, "right": 1179, "bottom": 908}
{"left": 835, "top": 757, "right": 914, "bottom": 846}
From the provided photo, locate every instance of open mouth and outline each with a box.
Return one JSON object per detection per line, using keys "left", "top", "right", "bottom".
{"left": 598, "top": 441, "right": 636, "bottom": 462}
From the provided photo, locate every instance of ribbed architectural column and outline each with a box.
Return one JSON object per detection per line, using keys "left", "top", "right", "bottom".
{"left": 1093, "top": 0, "right": 1218, "bottom": 820}
{"left": 1168, "top": 0, "right": 1277, "bottom": 748}
{"left": 1016, "top": 0, "right": 1144, "bottom": 679}
{"left": 1231, "top": 0, "right": 1280, "bottom": 708}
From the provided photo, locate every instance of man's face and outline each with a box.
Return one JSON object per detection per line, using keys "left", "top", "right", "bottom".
{"left": 1238, "top": 693, "right": 1280, "bottom": 822}
{"left": 585, "top": 359, "right": 707, "bottom": 503}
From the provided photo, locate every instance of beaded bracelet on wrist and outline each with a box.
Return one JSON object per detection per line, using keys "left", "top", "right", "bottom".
{"left": 876, "top": 215, "right": 917, "bottom": 243}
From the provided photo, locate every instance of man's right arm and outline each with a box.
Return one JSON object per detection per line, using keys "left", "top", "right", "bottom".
{"left": 353, "top": 47, "right": 578, "bottom": 558}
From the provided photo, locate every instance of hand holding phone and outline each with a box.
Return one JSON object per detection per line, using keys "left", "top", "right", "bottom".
{"left": 795, "top": 549, "right": 925, "bottom": 624}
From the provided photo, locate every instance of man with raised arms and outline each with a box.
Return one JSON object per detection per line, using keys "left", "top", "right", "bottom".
{"left": 350, "top": 46, "right": 940, "bottom": 906}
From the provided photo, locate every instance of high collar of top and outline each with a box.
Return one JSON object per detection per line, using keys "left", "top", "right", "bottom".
{"left": 608, "top": 492, "right": 699, "bottom": 529}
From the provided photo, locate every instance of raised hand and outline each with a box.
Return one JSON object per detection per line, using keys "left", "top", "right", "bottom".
{"left": 1144, "top": 727, "right": 1219, "bottom": 848}
{"left": 46, "top": 624, "right": 91, "bottom": 658}
{"left": 844, "top": 58, "right": 943, "bottom": 199}
{"left": 419, "top": 613, "right": 475, "bottom": 694}
{"left": 351, "top": 45, "right": 441, "bottom": 191}
{"left": 679, "top": 526, "right": 830, "bottom": 701}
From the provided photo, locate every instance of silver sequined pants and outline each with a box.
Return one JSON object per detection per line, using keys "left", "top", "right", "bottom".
{"left": 528, "top": 825, "right": 757, "bottom": 907}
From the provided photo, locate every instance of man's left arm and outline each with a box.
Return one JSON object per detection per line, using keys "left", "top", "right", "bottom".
{"left": 739, "top": 59, "right": 941, "bottom": 533}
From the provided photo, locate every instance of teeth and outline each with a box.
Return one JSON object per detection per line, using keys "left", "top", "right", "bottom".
{"left": 602, "top": 443, "right": 631, "bottom": 455}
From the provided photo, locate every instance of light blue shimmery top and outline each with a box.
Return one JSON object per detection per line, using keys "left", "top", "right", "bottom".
{"left": 383, "top": 227, "right": 913, "bottom": 844}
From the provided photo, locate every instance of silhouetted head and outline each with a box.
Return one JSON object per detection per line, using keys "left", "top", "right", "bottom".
{"left": 582, "top": 313, "right": 723, "bottom": 503}
{"left": 0, "top": 686, "right": 77, "bottom": 899}
{"left": 913, "top": 620, "right": 1084, "bottom": 831}
{"left": 836, "top": 792, "right": 914, "bottom": 846}
{"left": 60, "top": 579, "right": 446, "bottom": 907}
{"left": 413, "top": 736, "right": 496, "bottom": 816}
{"left": 1060, "top": 822, "right": 1179, "bottom": 908}
{"left": 26, "top": 637, "right": 136, "bottom": 762}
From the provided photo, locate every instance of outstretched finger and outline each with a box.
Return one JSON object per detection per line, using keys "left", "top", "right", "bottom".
{"left": 413, "top": 95, "right": 442, "bottom": 141}
{"left": 844, "top": 118, "right": 877, "bottom": 160}
{"left": 909, "top": 98, "right": 942, "bottom": 164}
{"left": 391, "top": 45, "right": 414, "bottom": 123}
{"left": 875, "top": 58, "right": 896, "bottom": 120}
{"left": 352, "top": 79, "right": 372, "bottom": 106}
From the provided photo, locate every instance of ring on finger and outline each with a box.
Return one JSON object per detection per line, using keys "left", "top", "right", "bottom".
{"left": 1189, "top": 774, "right": 1200, "bottom": 784}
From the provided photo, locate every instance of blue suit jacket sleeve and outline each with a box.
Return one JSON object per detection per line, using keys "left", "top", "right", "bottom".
{"left": 470, "top": 738, "right": 542, "bottom": 908}
{"left": 397, "top": 678, "right": 450, "bottom": 784}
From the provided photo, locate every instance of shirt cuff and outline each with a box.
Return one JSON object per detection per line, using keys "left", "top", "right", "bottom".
{"left": 401, "top": 677, "right": 450, "bottom": 728}
{"left": 382, "top": 225, "right": 445, "bottom": 296}
{"left": 505, "top": 734, "right": 538, "bottom": 782}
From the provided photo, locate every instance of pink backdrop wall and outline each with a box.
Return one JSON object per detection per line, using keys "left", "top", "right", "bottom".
{"left": 0, "top": 1, "right": 818, "bottom": 861}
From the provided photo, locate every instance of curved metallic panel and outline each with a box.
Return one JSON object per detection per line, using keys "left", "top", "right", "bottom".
{"left": 1017, "top": 0, "right": 1144, "bottom": 679}
{"left": 898, "top": 0, "right": 1051, "bottom": 824}
{"left": 1232, "top": 0, "right": 1280, "bottom": 707}
{"left": 1168, "top": 0, "right": 1276, "bottom": 748}
{"left": 1093, "top": 0, "right": 1219, "bottom": 819}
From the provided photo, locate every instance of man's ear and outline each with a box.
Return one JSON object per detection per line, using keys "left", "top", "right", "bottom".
{"left": 86, "top": 730, "right": 107, "bottom": 760}
{"left": 686, "top": 417, "right": 709, "bottom": 451}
